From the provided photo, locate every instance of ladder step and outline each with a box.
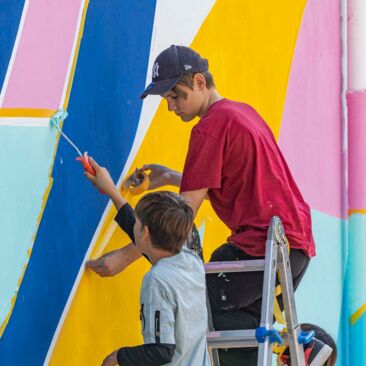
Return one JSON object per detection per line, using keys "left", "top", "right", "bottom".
{"left": 204, "top": 259, "right": 265, "bottom": 274}
{"left": 207, "top": 329, "right": 290, "bottom": 349}
{"left": 207, "top": 330, "right": 258, "bottom": 348}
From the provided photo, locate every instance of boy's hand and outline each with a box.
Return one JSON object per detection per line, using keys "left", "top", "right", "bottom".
{"left": 87, "top": 244, "right": 142, "bottom": 277}
{"left": 101, "top": 351, "right": 118, "bottom": 366}
{"left": 140, "top": 164, "right": 181, "bottom": 189}
{"left": 84, "top": 157, "right": 117, "bottom": 196}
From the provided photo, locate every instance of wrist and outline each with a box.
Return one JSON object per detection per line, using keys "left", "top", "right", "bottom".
{"left": 168, "top": 170, "right": 182, "bottom": 187}
{"left": 109, "top": 187, "right": 127, "bottom": 210}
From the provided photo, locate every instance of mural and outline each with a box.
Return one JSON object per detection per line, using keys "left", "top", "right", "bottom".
{"left": 0, "top": 0, "right": 362, "bottom": 365}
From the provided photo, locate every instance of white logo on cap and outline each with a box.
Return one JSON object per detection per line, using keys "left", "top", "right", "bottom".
{"left": 184, "top": 64, "right": 192, "bottom": 71}
{"left": 153, "top": 62, "right": 159, "bottom": 78}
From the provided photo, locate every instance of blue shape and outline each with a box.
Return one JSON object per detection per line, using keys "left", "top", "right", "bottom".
{"left": 349, "top": 311, "right": 366, "bottom": 365}
{"left": 255, "top": 327, "right": 283, "bottom": 344}
{"left": 0, "top": 1, "right": 156, "bottom": 364}
{"left": 0, "top": 0, "right": 25, "bottom": 92}
{"left": 298, "top": 330, "right": 314, "bottom": 345}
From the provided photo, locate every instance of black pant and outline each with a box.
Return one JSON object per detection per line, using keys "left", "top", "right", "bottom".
{"left": 206, "top": 243, "right": 310, "bottom": 366}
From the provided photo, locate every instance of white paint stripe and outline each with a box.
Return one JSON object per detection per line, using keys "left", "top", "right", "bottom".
{"left": 341, "top": 0, "right": 348, "bottom": 225}
{"left": 0, "top": 0, "right": 30, "bottom": 107}
{"left": 348, "top": 0, "right": 366, "bottom": 89}
{"left": 59, "top": 0, "right": 86, "bottom": 108}
{"left": 120, "top": 0, "right": 216, "bottom": 188}
{"left": 44, "top": 1, "right": 216, "bottom": 363}
{"left": 0, "top": 117, "right": 49, "bottom": 127}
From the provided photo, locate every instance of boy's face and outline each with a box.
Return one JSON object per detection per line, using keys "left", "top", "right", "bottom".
{"left": 162, "top": 82, "right": 204, "bottom": 122}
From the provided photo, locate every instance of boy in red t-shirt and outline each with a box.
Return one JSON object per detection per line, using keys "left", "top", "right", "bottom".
{"left": 90, "top": 45, "right": 335, "bottom": 366}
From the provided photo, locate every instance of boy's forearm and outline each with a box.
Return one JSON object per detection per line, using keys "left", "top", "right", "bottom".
{"left": 124, "top": 242, "right": 142, "bottom": 264}
{"left": 117, "top": 343, "right": 175, "bottom": 366}
{"left": 168, "top": 171, "right": 182, "bottom": 187}
{"left": 108, "top": 186, "right": 127, "bottom": 211}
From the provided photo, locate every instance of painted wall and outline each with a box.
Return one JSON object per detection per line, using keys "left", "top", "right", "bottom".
{"left": 346, "top": 0, "right": 366, "bottom": 364}
{"left": 0, "top": 1, "right": 354, "bottom": 365}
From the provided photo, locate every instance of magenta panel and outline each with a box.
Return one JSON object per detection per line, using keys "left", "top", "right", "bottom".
{"left": 278, "top": 0, "right": 343, "bottom": 218}
{"left": 347, "top": 90, "right": 366, "bottom": 210}
{"left": 2, "top": 0, "right": 82, "bottom": 109}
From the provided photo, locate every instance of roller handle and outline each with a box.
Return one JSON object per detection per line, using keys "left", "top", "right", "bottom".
{"left": 76, "top": 152, "right": 96, "bottom": 176}
{"left": 76, "top": 152, "right": 104, "bottom": 194}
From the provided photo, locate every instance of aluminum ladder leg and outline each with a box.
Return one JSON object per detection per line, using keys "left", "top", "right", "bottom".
{"left": 205, "top": 216, "right": 310, "bottom": 366}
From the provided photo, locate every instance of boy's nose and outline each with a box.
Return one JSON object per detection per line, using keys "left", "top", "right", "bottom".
{"left": 167, "top": 101, "right": 177, "bottom": 112}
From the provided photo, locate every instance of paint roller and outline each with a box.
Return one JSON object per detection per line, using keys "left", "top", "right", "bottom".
{"left": 50, "top": 109, "right": 96, "bottom": 176}
{"left": 50, "top": 109, "right": 150, "bottom": 195}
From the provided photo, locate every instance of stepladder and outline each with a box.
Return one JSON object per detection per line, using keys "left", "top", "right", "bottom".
{"left": 204, "top": 216, "right": 314, "bottom": 366}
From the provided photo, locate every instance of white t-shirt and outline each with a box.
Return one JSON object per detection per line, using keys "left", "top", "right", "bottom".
{"left": 140, "top": 248, "right": 210, "bottom": 366}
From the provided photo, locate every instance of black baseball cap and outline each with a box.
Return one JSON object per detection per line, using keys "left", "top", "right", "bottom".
{"left": 140, "top": 45, "right": 208, "bottom": 99}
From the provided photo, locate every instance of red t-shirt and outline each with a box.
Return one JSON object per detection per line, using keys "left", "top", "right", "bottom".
{"left": 180, "top": 99, "right": 315, "bottom": 257}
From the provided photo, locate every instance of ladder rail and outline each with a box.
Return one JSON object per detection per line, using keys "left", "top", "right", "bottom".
{"left": 276, "top": 225, "right": 306, "bottom": 366}
{"left": 206, "top": 285, "right": 221, "bottom": 365}
{"left": 205, "top": 216, "right": 307, "bottom": 366}
{"left": 257, "top": 218, "right": 279, "bottom": 366}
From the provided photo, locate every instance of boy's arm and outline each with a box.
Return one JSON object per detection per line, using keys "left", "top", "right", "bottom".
{"left": 115, "top": 344, "right": 175, "bottom": 366}
{"left": 103, "top": 283, "right": 176, "bottom": 366}
{"left": 86, "top": 243, "right": 141, "bottom": 277}
{"left": 84, "top": 158, "right": 145, "bottom": 276}
{"left": 180, "top": 188, "right": 208, "bottom": 218}
{"left": 140, "top": 164, "right": 182, "bottom": 189}
{"left": 85, "top": 157, "right": 135, "bottom": 241}
{"left": 85, "top": 157, "right": 127, "bottom": 210}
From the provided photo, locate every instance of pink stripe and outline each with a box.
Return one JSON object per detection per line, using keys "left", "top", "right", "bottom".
{"left": 278, "top": 0, "right": 344, "bottom": 218}
{"left": 2, "top": 0, "right": 83, "bottom": 109}
{"left": 347, "top": 91, "right": 366, "bottom": 210}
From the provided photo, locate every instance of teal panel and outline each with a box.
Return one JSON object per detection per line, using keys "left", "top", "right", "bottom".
{"left": 0, "top": 125, "right": 57, "bottom": 327}
{"left": 346, "top": 214, "right": 366, "bottom": 365}
{"left": 295, "top": 209, "right": 345, "bottom": 365}
{"left": 347, "top": 214, "right": 366, "bottom": 313}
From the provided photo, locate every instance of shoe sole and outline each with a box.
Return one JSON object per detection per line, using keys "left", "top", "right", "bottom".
{"left": 309, "top": 344, "right": 333, "bottom": 366}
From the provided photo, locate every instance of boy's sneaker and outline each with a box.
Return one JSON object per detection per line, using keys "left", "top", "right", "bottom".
{"left": 280, "top": 338, "right": 333, "bottom": 366}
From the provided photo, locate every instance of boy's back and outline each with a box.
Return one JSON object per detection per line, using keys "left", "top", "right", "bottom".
{"left": 141, "top": 248, "right": 210, "bottom": 366}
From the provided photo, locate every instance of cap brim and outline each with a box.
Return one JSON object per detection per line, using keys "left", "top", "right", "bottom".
{"left": 140, "top": 76, "right": 181, "bottom": 99}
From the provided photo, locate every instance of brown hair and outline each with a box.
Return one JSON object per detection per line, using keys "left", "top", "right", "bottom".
{"left": 176, "top": 71, "right": 215, "bottom": 90}
{"left": 135, "top": 191, "right": 194, "bottom": 254}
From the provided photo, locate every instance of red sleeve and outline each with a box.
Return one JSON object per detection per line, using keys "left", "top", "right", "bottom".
{"left": 180, "top": 129, "right": 224, "bottom": 193}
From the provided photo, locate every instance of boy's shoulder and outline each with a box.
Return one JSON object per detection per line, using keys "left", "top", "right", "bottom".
{"left": 143, "top": 249, "right": 204, "bottom": 287}
{"left": 195, "top": 98, "right": 260, "bottom": 133}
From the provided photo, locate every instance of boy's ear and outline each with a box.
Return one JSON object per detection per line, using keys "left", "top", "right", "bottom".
{"left": 193, "top": 73, "right": 206, "bottom": 90}
{"left": 142, "top": 225, "right": 151, "bottom": 243}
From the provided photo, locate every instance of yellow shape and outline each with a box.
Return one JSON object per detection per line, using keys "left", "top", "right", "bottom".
{"left": 50, "top": 1, "right": 307, "bottom": 364}
{"left": 191, "top": 0, "right": 306, "bottom": 138}
{"left": 350, "top": 302, "right": 366, "bottom": 325}
{"left": 0, "top": 108, "right": 56, "bottom": 118}
{"left": 349, "top": 209, "right": 366, "bottom": 216}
